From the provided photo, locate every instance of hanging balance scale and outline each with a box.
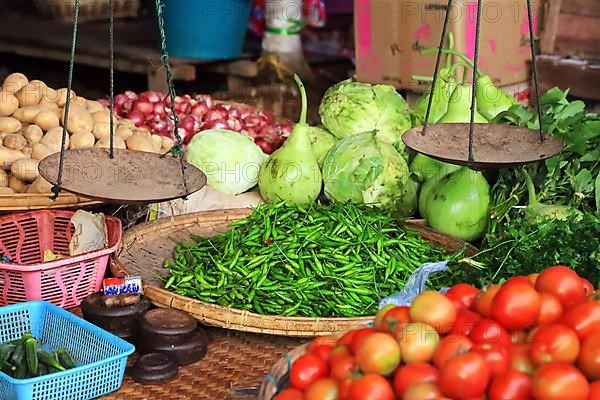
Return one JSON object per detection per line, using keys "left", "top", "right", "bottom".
{"left": 39, "top": 0, "right": 206, "bottom": 204}
{"left": 402, "top": 0, "right": 563, "bottom": 170}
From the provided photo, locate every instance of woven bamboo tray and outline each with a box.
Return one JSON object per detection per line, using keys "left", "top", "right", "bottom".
{"left": 113, "top": 208, "right": 476, "bottom": 337}
{"left": 0, "top": 192, "right": 101, "bottom": 212}
{"left": 259, "top": 342, "right": 310, "bottom": 400}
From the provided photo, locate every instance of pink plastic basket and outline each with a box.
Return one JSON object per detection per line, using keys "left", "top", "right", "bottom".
{"left": 0, "top": 210, "right": 122, "bottom": 308}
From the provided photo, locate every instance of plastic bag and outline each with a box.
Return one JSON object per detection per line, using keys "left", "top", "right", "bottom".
{"left": 379, "top": 261, "right": 450, "bottom": 308}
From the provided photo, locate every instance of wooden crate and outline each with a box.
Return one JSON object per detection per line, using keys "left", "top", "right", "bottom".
{"left": 536, "top": 55, "right": 600, "bottom": 100}
{"left": 541, "top": 0, "right": 600, "bottom": 59}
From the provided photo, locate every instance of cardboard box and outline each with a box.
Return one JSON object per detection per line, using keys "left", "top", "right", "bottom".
{"left": 355, "top": 0, "right": 544, "bottom": 91}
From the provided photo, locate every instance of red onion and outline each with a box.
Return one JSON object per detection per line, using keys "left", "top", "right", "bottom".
{"left": 240, "top": 109, "right": 252, "bottom": 120}
{"left": 144, "top": 91, "right": 163, "bottom": 103}
{"left": 124, "top": 90, "right": 138, "bottom": 100}
{"left": 98, "top": 98, "right": 110, "bottom": 107}
{"left": 204, "top": 119, "right": 228, "bottom": 130}
{"left": 190, "top": 103, "right": 208, "bottom": 119}
{"left": 127, "top": 110, "right": 145, "bottom": 127}
{"left": 205, "top": 109, "right": 226, "bottom": 122}
{"left": 181, "top": 116, "right": 196, "bottom": 133}
{"left": 254, "top": 138, "right": 273, "bottom": 154}
{"left": 132, "top": 99, "right": 154, "bottom": 115}
{"left": 243, "top": 127, "right": 257, "bottom": 138}
{"left": 153, "top": 103, "right": 167, "bottom": 119}
{"left": 228, "top": 107, "right": 241, "bottom": 119}
{"left": 114, "top": 94, "right": 129, "bottom": 109}
{"left": 226, "top": 118, "right": 242, "bottom": 131}
{"left": 279, "top": 123, "right": 293, "bottom": 136}
{"left": 195, "top": 94, "right": 213, "bottom": 108}
{"left": 243, "top": 115, "right": 262, "bottom": 128}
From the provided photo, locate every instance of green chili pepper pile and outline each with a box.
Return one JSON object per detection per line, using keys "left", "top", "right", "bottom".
{"left": 163, "top": 202, "right": 457, "bottom": 318}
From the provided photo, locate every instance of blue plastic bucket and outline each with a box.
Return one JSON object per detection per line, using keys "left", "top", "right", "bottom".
{"left": 160, "top": 0, "right": 252, "bottom": 59}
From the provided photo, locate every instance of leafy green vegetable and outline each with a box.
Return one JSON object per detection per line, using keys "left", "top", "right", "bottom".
{"left": 432, "top": 213, "right": 600, "bottom": 289}
{"left": 490, "top": 87, "right": 600, "bottom": 232}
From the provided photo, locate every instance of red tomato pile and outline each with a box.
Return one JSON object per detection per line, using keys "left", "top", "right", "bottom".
{"left": 274, "top": 266, "right": 600, "bottom": 400}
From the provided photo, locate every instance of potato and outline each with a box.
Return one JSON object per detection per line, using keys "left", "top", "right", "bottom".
{"left": 0, "top": 91, "right": 19, "bottom": 117}
{"left": 91, "top": 110, "right": 110, "bottom": 124}
{"left": 12, "top": 106, "right": 46, "bottom": 123}
{"left": 0, "top": 187, "right": 15, "bottom": 194}
{"left": 15, "top": 81, "right": 45, "bottom": 107}
{"left": 3, "top": 133, "right": 27, "bottom": 150}
{"left": 11, "top": 158, "right": 39, "bottom": 182}
{"left": 2, "top": 73, "right": 28, "bottom": 94}
{"left": 0, "top": 117, "right": 22, "bottom": 133}
{"left": 32, "top": 142, "right": 55, "bottom": 160}
{"left": 161, "top": 136, "right": 175, "bottom": 151}
{"left": 95, "top": 136, "right": 126, "bottom": 150}
{"left": 150, "top": 134, "right": 162, "bottom": 152}
{"left": 34, "top": 110, "right": 60, "bottom": 132}
{"left": 60, "top": 105, "right": 93, "bottom": 133}
{"left": 115, "top": 125, "right": 133, "bottom": 140}
{"left": 43, "top": 87, "right": 58, "bottom": 103}
{"left": 23, "top": 125, "right": 43, "bottom": 144}
{"left": 23, "top": 147, "right": 32, "bottom": 158}
{"left": 0, "top": 169, "right": 7, "bottom": 187}
{"left": 92, "top": 122, "right": 111, "bottom": 139}
{"left": 38, "top": 98, "right": 59, "bottom": 110}
{"left": 28, "top": 175, "right": 54, "bottom": 193}
{"left": 40, "top": 127, "right": 69, "bottom": 152}
{"left": 0, "top": 146, "right": 26, "bottom": 170}
{"left": 87, "top": 100, "right": 105, "bottom": 114}
{"left": 126, "top": 135, "right": 156, "bottom": 153}
{"left": 8, "top": 175, "right": 26, "bottom": 192}
{"left": 55, "top": 88, "right": 76, "bottom": 107}
{"left": 69, "top": 130, "right": 95, "bottom": 149}
{"left": 132, "top": 127, "right": 150, "bottom": 137}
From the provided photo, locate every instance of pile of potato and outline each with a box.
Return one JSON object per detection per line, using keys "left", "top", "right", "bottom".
{"left": 0, "top": 73, "right": 175, "bottom": 195}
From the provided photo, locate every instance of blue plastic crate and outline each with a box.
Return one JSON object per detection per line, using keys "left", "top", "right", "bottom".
{"left": 0, "top": 301, "right": 135, "bottom": 400}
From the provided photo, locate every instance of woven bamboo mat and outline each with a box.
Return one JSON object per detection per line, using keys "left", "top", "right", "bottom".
{"left": 100, "top": 326, "right": 303, "bottom": 400}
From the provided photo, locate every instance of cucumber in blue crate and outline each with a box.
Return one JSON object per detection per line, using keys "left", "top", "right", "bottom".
{"left": 0, "top": 332, "right": 74, "bottom": 379}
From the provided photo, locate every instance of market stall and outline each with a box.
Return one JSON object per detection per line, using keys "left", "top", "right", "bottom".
{"left": 0, "top": 0, "right": 599, "bottom": 399}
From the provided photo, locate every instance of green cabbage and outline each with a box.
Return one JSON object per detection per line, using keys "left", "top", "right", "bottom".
{"left": 308, "top": 126, "right": 338, "bottom": 167}
{"left": 318, "top": 79, "right": 413, "bottom": 151}
{"left": 322, "top": 131, "right": 418, "bottom": 217}
{"left": 186, "top": 129, "right": 268, "bottom": 195}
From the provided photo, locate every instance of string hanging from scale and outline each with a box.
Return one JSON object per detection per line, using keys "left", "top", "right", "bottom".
{"left": 50, "top": 0, "right": 79, "bottom": 200}
{"left": 421, "top": 0, "right": 546, "bottom": 163}
{"left": 51, "top": 0, "right": 190, "bottom": 201}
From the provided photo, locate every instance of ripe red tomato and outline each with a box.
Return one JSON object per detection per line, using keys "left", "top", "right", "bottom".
{"left": 488, "top": 368, "right": 532, "bottom": 400}
{"left": 330, "top": 355, "right": 358, "bottom": 381}
{"left": 561, "top": 299, "right": 600, "bottom": 340}
{"left": 397, "top": 322, "right": 440, "bottom": 363}
{"left": 374, "top": 304, "right": 397, "bottom": 331}
{"left": 577, "top": 331, "right": 600, "bottom": 380}
{"left": 472, "top": 343, "right": 510, "bottom": 379}
{"left": 290, "top": 354, "right": 329, "bottom": 391}
{"left": 349, "top": 328, "right": 375, "bottom": 354}
{"left": 349, "top": 374, "right": 395, "bottom": 400}
{"left": 450, "top": 309, "right": 483, "bottom": 337}
{"left": 433, "top": 334, "right": 473, "bottom": 368}
{"left": 403, "top": 382, "right": 441, "bottom": 400}
{"left": 509, "top": 344, "right": 536, "bottom": 375}
{"left": 491, "top": 277, "right": 541, "bottom": 330}
{"left": 473, "top": 284, "right": 501, "bottom": 317}
{"left": 537, "top": 292, "right": 564, "bottom": 325}
{"left": 329, "top": 345, "right": 352, "bottom": 366}
{"left": 410, "top": 290, "right": 457, "bottom": 334}
{"left": 582, "top": 278, "right": 595, "bottom": 297}
{"left": 529, "top": 323, "right": 580, "bottom": 365}
{"left": 393, "top": 362, "right": 439, "bottom": 398}
{"left": 305, "top": 378, "right": 339, "bottom": 400}
{"left": 338, "top": 330, "right": 357, "bottom": 346}
{"left": 439, "top": 352, "right": 490, "bottom": 399}
{"left": 381, "top": 306, "right": 411, "bottom": 334}
{"left": 527, "top": 273, "right": 539, "bottom": 285}
{"left": 470, "top": 318, "right": 512, "bottom": 348}
{"left": 589, "top": 381, "right": 600, "bottom": 400}
{"left": 274, "top": 388, "right": 304, "bottom": 400}
{"left": 535, "top": 265, "right": 587, "bottom": 309}
{"left": 310, "top": 344, "right": 335, "bottom": 364}
{"left": 532, "top": 362, "right": 590, "bottom": 400}
{"left": 445, "top": 283, "right": 480, "bottom": 311}
{"left": 355, "top": 332, "right": 400, "bottom": 376}
{"left": 338, "top": 376, "right": 361, "bottom": 400}
{"left": 511, "top": 330, "right": 528, "bottom": 344}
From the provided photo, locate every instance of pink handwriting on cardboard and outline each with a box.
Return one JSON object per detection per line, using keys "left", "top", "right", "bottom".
{"left": 489, "top": 39, "right": 497, "bottom": 53}
{"left": 505, "top": 62, "right": 525, "bottom": 73}
{"left": 465, "top": 2, "right": 478, "bottom": 60}
{"left": 521, "top": 14, "right": 538, "bottom": 36}
{"left": 415, "top": 24, "right": 431, "bottom": 41}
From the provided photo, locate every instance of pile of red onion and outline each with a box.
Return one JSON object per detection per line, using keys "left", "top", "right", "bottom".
{"left": 99, "top": 91, "right": 291, "bottom": 154}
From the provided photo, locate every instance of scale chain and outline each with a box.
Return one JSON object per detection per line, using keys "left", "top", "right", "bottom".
{"left": 468, "top": 0, "right": 483, "bottom": 162}
{"left": 109, "top": 0, "right": 115, "bottom": 158}
{"left": 50, "top": 0, "right": 80, "bottom": 201}
{"left": 527, "top": 0, "right": 545, "bottom": 142}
